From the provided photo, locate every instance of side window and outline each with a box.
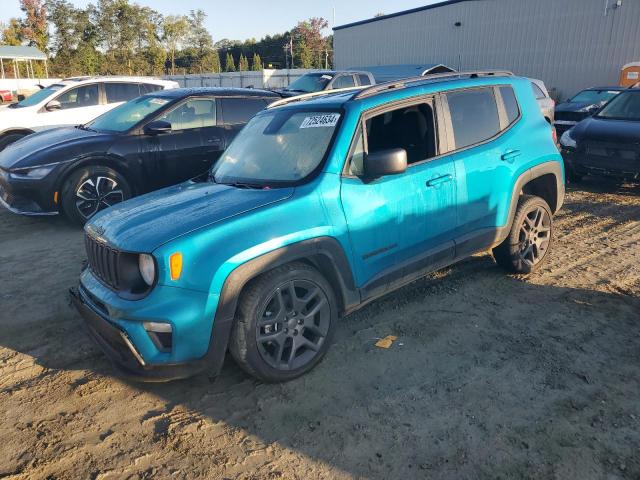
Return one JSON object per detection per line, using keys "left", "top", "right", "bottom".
{"left": 499, "top": 86, "right": 520, "bottom": 125}
{"left": 332, "top": 75, "right": 356, "bottom": 89}
{"left": 54, "top": 84, "right": 99, "bottom": 109}
{"left": 531, "top": 83, "right": 546, "bottom": 100}
{"left": 220, "top": 98, "right": 266, "bottom": 125}
{"left": 348, "top": 101, "right": 437, "bottom": 174}
{"left": 158, "top": 98, "right": 216, "bottom": 130}
{"left": 358, "top": 74, "right": 372, "bottom": 86}
{"left": 446, "top": 88, "right": 501, "bottom": 149}
{"left": 140, "top": 83, "right": 163, "bottom": 94}
{"left": 105, "top": 83, "right": 142, "bottom": 104}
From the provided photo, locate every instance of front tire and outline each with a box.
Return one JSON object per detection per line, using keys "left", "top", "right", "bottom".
{"left": 61, "top": 166, "right": 131, "bottom": 226}
{"left": 493, "top": 195, "right": 553, "bottom": 274}
{"left": 0, "top": 133, "right": 27, "bottom": 152}
{"left": 229, "top": 262, "right": 338, "bottom": 382}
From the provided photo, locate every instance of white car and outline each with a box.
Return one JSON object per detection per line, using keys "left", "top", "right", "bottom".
{"left": 0, "top": 76, "right": 179, "bottom": 150}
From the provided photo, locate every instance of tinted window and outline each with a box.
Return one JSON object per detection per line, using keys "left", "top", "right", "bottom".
{"left": 105, "top": 83, "right": 141, "bottom": 103}
{"left": 220, "top": 98, "right": 266, "bottom": 125}
{"left": 447, "top": 88, "right": 500, "bottom": 149}
{"left": 531, "top": 83, "right": 546, "bottom": 99}
{"left": 140, "top": 83, "right": 164, "bottom": 94}
{"left": 500, "top": 86, "right": 520, "bottom": 125}
{"left": 55, "top": 84, "right": 100, "bottom": 109}
{"left": 358, "top": 74, "right": 372, "bottom": 86}
{"left": 332, "top": 75, "right": 356, "bottom": 89}
{"left": 158, "top": 98, "right": 216, "bottom": 130}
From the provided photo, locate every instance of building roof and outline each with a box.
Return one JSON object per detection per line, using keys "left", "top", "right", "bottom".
{"left": 0, "top": 46, "right": 47, "bottom": 60}
{"left": 334, "top": 0, "right": 476, "bottom": 31}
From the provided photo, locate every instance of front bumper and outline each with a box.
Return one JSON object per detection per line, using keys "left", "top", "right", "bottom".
{"left": 562, "top": 149, "right": 640, "bottom": 181}
{"left": 71, "top": 268, "right": 233, "bottom": 382}
{"left": 0, "top": 168, "right": 58, "bottom": 215}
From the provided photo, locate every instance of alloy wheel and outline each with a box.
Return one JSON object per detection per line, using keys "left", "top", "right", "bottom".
{"left": 256, "top": 279, "right": 331, "bottom": 371}
{"left": 518, "top": 206, "right": 551, "bottom": 267}
{"left": 75, "top": 176, "right": 124, "bottom": 219}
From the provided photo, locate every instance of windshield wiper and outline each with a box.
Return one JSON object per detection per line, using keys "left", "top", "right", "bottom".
{"left": 76, "top": 124, "right": 96, "bottom": 132}
{"left": 221, "top": 181, "right": 268, "bottom": 189}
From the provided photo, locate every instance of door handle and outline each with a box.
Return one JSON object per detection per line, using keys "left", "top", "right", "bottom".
{"left": 426, "top": 174, "right": 453, "bottom": 187}
{"left": 501, "top": 149, "right": 521, "bottom": 163}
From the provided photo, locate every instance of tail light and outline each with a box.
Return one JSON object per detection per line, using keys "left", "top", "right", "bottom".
{"left": 552, "top": 127, "right": 558, "bottom": 145}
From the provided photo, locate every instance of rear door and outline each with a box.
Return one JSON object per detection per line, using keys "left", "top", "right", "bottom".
{"left": 442, "top": 85, "right": 521, "bottom": 255}
{"left": 145, "top": 97, "right": 218, "bottom": 187}
{"left": 103, "top": 82, "right": 144, "bottom": 108}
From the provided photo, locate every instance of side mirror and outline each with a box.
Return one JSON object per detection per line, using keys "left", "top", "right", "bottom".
{"left": 363, "top": 148, "right": 408, "bottom": 177}
{"left": 45, "top": 100, "right": 61, "bottom": 111}
{"left": 144, "top": 120, "right": 172, "bottom": 135}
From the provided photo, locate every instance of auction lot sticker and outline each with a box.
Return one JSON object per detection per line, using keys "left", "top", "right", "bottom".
{"left": 300, "top": 113, "right": 340, "bottom": 129}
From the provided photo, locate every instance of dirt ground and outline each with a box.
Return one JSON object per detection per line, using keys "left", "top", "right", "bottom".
{"left": 1, "top": 178, "right": 639, "bottom": 480}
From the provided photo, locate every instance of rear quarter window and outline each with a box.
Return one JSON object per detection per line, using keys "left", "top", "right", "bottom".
{"left": 447, "top": 87, "right": 501, "bottom": 149}
{"left": 499, "top": 86, "right": 520, "bottom": 125}
{"left": 220, "top": 98, "right": 268, "bottom": 125}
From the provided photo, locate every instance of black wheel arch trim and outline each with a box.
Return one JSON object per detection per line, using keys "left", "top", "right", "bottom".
{"left": 201, "top": 236, "right": 359, "bottom": 378}
{"left": 55, "top": 154, "right": 137, "bottom": 198}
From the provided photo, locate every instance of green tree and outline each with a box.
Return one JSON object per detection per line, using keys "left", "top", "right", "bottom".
{"left": 201, "top": 49, "right": 221, "bottom": 73}
{"left": 238, "top": 53, "right": 248, "bottom": 71}
{"left": 20, "top": 0, "right": 49, "bottom": 53}
{"left": 162, "top": 15, "right": 189, "bottom": 75}
{"left": 1, "top": 18, "right": 23, "bottom": 46}
{"left": 293, "top": 17, "right": 329, "bottom": 68}
{"left": 251, "top": 53, "right": 263, "bottom": 71}
{"left": 225, "top": 52, "right": 236, "bottom": 72}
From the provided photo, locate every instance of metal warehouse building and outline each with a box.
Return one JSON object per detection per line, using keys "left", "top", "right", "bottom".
{"left": 333, "top": 0, "right": 640, "bottom": 99}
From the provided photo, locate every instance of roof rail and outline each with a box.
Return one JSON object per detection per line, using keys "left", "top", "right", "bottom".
{"left": 267, "top": 86, "right": 364, "bottom": 109}
{"left": 353, "top": 70, "right": 514, "bottom": 99}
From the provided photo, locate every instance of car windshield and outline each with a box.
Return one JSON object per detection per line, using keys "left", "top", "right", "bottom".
{"left": 11, "top": 84, "right": 64, "bottom": 108}
{"left": 284, "top": 73, "right": 333, "bottom": 93}
{"left": 212, "top": 109, "right": 340, "bottom": 185}
{"left": 569, "top": 89, "right": 620, "bottom": 104}
{"left": 595, "top": 91, "right": 640, "bottom": 121}
{"left": 86, "top": 95, "right": 172, "bottom": 133}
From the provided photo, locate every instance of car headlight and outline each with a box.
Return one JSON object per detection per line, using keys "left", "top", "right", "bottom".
{"left": 138, "top": 254, "right": 156, "bottom": 286}
{"left": 9, "top": 163, "right": 56, "bottom": 180}
{"left": 560, "top": 129, "right": 577, "bottom": 149}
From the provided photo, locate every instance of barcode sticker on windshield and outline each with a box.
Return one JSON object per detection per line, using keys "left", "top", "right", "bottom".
{"left": 300, "top": 114, "right": 340, "bottom": 129}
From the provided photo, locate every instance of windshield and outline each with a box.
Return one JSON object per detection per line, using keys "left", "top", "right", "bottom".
{"left": 285, "top": 73, "right": 333, "bottom": 93}
{"left": 213, "top": 109, "right": 340, "bottom": 185}
{"left": 595, "top": 91, "right": 640, "bottom": 121}
{"left": 87, "top": 95, "right": 172, "bottom": 132}
{"left": 12, "top": 84, "right": 64, "bottom": 108}
{"left": 569, "top": 89, "right": 620, "bottom": 104}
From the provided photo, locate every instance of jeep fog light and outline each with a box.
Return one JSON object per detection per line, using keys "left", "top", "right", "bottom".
{"left": 138, "top": 254, "right": 156, "bottom": 286}
{"left": 143, "top": 322, "right": 173, "bottom": 352}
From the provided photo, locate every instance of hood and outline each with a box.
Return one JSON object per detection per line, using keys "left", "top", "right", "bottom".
{"left": 86, "top": 180, "right": 295, "bottom": 252}
{"left": 571, "top": 116, "right": 640, "bottom": 144}
{"left": 0, "top": 126, "right": 115, "bottom": 170}
{"left": 555, "top": 100, "right": 603, "bottom": 114}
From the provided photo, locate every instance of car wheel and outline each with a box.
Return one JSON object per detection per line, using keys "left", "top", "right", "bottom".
{"left": 493, "top": 195, "right": 553, "bottom": 275}
{"left": 229, "top": 262, "right": 338, "bottom": 382}
{"left": 61, "top": 166, "right": 132, "bottom": 226}
{"left": 0, "top": 133, "right": 27, "bottom": 152}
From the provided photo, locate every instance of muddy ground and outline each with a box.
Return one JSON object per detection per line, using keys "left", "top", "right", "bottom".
{"left": 1, "top": 178, "right": 639, "bottom": 480}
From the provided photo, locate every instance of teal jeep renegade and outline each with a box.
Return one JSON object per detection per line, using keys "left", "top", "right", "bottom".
{"left": 71, "top": 71, "right": 564, "bottom": 382}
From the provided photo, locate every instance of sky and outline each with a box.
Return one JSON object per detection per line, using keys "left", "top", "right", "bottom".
{"left": 1, "top": 0, "right": 440, "bottom": 41}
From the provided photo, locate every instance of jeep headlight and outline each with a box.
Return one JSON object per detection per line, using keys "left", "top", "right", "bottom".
{"left": 138, "top": 254, "right": 156, "bottom": 286}
{"left": 9, "top": 163, "right": 56, "bottom": 180}
{"left": 560, "top": 129, "right": 577, "bottom": 149}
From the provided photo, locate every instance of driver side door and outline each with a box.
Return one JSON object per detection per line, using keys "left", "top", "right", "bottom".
{"left": 38, "top": 83, "right": 104, "bottom": 126}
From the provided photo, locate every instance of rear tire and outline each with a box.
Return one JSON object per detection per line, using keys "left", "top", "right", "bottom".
{"left": 61, "top": 166, "right": 131, "bottom": 226}
{"left": 493, "top": 195, "right": 553, "bottom": 275}
{"left": 229, "top": 262, "right": 338, "bottom": 382}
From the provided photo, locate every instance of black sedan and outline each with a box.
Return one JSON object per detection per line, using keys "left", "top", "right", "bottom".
{"left": 0, "top": 87, "right": 280, "bottom": 224}
{"left": 554, "top": 86, "right": 626, "bottom": 137}
{"left": 560, "top": 89, "right": 640, "bottom": 182}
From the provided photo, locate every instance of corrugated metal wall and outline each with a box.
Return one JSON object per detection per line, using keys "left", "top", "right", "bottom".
{"left": 334, "top": 0, "right": 640, "bottom": 99}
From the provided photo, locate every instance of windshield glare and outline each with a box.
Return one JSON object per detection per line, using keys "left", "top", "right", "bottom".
{"left": 595, "top": 91, "right": 640, "bottom": 121}
{"left": 285, "top": 74, "right": 333, "bottom": 93}
{"left": 87, "top": 95, "right": 171, "bottom": 132}
{"left": 569, "top": 89, "right": 620, "bottom": 104}
{"left": 14, "top": 84, "right": 64, "bottom": 107}
{"left": 213, "top": 109, "right": 340, "bottom": 185}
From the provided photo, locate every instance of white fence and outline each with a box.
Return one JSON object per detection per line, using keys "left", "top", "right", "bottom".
{"left": 164, "top": 69, "right": 317, "bottom": 90}
{"left": 0, "top": 77, "right": 60, "bottom": 92}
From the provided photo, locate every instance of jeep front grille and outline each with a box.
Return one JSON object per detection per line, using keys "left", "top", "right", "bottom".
{"left": 85, "top": 234, "right": 121, "bottom": 290}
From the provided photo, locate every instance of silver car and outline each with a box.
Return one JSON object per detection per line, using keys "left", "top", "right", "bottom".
{"left": 529, "top": 78, "right": 555, "bottom": 124}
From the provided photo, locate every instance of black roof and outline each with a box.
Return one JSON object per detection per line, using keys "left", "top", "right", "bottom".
{"left": 583, "top": 86, "right": 627, "bottom": 91}
{"left": 334, "top": 0, "right": 477, "bottom": 31}
{"left": 152, "top": 87, "right": 280, "bottom": 99}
